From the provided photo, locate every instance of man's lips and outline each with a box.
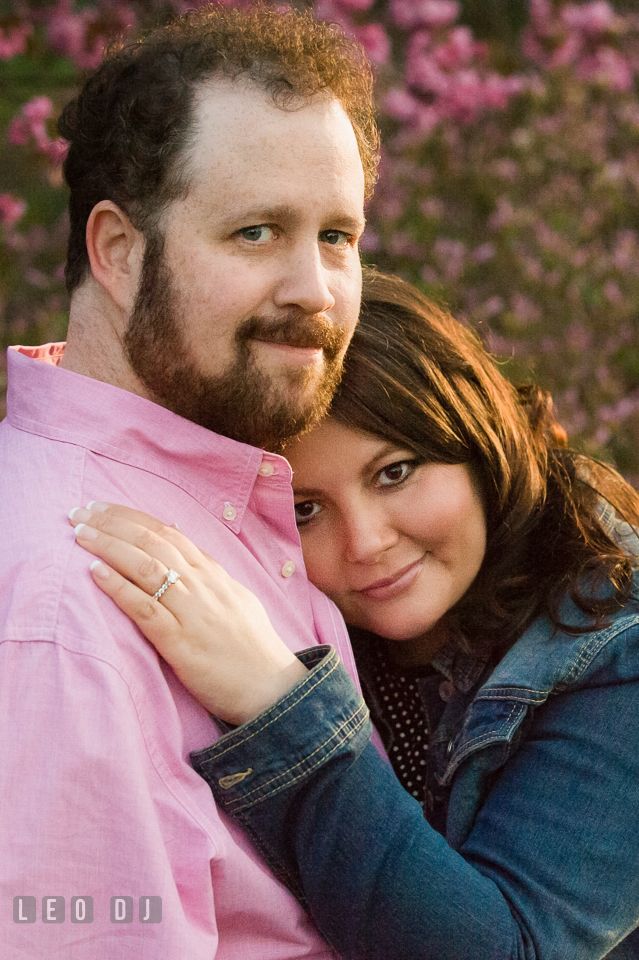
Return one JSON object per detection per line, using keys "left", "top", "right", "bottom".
{"left": 354, "top": 558, "right": 425, "bottom": 601}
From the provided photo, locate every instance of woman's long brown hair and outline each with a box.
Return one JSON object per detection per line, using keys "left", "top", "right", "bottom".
{"left": 329, "top": 269, "right": 639, "bottom": 657}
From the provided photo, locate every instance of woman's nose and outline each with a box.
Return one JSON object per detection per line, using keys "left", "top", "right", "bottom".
{"left": 342, "top": 509, "right": 398, "bottom": 564}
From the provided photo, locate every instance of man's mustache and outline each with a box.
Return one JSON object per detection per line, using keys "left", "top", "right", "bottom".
{"left": 238, "top": 312, "right": 348, "bottom": 359}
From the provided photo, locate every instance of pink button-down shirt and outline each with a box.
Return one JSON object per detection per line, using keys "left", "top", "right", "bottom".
{"left": 0, "top": 344, "right": 359, "bottom": 959}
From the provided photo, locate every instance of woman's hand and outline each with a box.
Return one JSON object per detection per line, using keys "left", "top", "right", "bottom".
{"left": 68, "top": 502, "right": 308, "bottom": 725}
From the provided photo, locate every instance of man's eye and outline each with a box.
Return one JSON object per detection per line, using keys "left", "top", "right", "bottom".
{"left": 294, "top": 500, "right": 322, "bottom": 526}
{"left": 320, "top": 230, "right": 351, "bottom": 246}
{"left": 377, "top": 461, "right": 413, "bottom": 486}
{"left": 239, "top": 225, "right": 274, "bottom": 243}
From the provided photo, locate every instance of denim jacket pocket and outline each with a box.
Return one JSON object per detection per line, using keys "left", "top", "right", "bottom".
{"left": 442, "top": 692, "right": 541, "bottom": 849}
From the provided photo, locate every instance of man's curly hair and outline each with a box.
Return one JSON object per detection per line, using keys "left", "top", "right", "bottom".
{"left": 58, "top": 3, "right": 378, "bottom": 293}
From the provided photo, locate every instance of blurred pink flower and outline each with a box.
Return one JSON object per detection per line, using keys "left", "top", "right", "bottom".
{"left": 434, "top": 27, "right": 483, "bottom": 69}
{"left": 47, "top": 1, "right": 90, "bottom": 63}
{"left": 355, "top": 23, "right": 390, "bottom": 64}
{"left": 511, "top": 293, "right": 541, "bottom": 324}
{"left": 0, "top": 23, "right": 32, "bottom": 60}
{"left": 604, "top": 280, "right": 624, "bottom": 304}
{"left": 383, "top": 88, "right": 421, "bottom": 123}
{"left": 8, "top": 97, "right": 54, "bottom": 151}
{"left": 577, "top": 48, "right": 633, "bottom": 92}
{"left": 488, "top": 197, "right": 515, "bottom": 229}
{"left": 359, "top": 229, "right": 379, "bottom": 252}
{"left": 549, "top": 33, "right": 582, "bottom": 68}
{"left": 22, "top": 96, "right": 55, "bottom": 124}
{"left": 0, "top": 194, "right": 26, "bottom": 228}
{"left": 391, "top": 0, "right": 459, "bottom": 31}
{"left": 336, "top": 0, "right": 376, "bottom": 11}
{"left": 481, "top": 296, "right": 504, "bottom": 318}
{"left": 562, "top": 1, "right": 617, "bottom": 36}
{"left": 43, "top": 139, "right": 69, "bottom": 165}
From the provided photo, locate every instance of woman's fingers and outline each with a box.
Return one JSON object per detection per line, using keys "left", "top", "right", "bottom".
{"left": 88, "top": 559, "right": 180, "bottom": 652}
{"left": 71, "top": 516, "right": 189, "bottom": 606}
{"left": 68, "top": 501, "right": 207, "bottom": 569}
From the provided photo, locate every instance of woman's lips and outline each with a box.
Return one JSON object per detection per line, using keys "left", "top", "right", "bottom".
{"left": 355, "top": 558, "right": 424, "bottom": 602}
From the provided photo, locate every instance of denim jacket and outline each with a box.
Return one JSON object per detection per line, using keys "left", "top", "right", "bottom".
{"left": 192, "top": 525, "right": 639, "bottom": 959}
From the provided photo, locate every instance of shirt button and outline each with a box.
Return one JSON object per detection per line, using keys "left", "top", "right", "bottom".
{"left": 446, "top": 740, "right": 454, "bottom": 757}
{"left": 223, "top": 502, "right": 237, "bottom": 521}
{"left": 281, "top": 561, "right": 296, "bottom": 578}
{"left": 439, "top": 680, "right": 455, "bottom": 702}
{"left": 258, "top": 462, "right": 275, "bottom": 477}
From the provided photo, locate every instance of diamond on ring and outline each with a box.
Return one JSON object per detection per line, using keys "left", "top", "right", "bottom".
{"left": 153, "top": 568, "right": 181, "bottom": 601}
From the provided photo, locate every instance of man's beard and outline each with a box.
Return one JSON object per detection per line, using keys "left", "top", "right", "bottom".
{"left": 123, "top": 231, "right": 348, "bottom": 452}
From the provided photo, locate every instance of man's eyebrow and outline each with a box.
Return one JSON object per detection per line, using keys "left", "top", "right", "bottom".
{"left": 218, "top": 204, "right": 366, "bottom": 234}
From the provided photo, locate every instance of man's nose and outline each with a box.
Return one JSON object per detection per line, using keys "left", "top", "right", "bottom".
{"left": 274, "top": 242, "right": 336, "bottom": 315}
{"left": 342, "top": 507, "right": 398, "bottom": 565}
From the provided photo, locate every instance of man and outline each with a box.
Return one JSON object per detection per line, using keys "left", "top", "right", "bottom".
{"left": 0, "top": 6, "right": 377, "bottom": 957}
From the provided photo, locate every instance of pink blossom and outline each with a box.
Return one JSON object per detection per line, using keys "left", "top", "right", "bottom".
{"left": 482, "top": 74, "right": 526, "bottom": 110}
{"left": 434, "top": 27, "right": 483, "bottom": 69}
{"left": 47, "top": 2, "right": 90, "bottom": 63}
{"left": 485, "top": 329, "right": 516, "bottom": 356}
{"left": 577, "top": 48, "right": 633, "bottom": 93}
{"left": 604, "top": 280, "right": 624, "bottom": 304}
{"left": 355, "top": 23, "right": 390, "bottom": 65}
{"left": 23, "top": 96, "right": 54, "bottom": 124}
{"left": 529, "top": 0, "right": 554, "bottom": 32}
{"left": 336, "top": 0, "right": 376, "bottom": 11}
{"left": 391, "top": 0, "right": 459, "bottom": 31}
{"left": 383, "top": 88, "right": 421, "bottom": 123}
{"left": 0, "top": 23, "right": 32, "bottom": 60}
{"left": 472, "top": 242, "right": 495, "bottom": 263}
{"left": 562, "top": 1, "right": 617, "bottom": 36}
{"left": 359, "top": 229, "right": 379, "bottom": 252}
{"left": 0, "top": 194, "right": 26, "bottom": 228}
{"left": 488, "top": 198, "right": 515, "bottom": 230}
{"left": 407, "top": 53, "right": 450, "bottom": 95}
{"left": 434, "top": 236, "right": 466, "bottom": 280}
{"left": 7, "top": 97, "right": 54, "bottom": 151}
{"left": 549, "top": 33, "right": 582, "bottom": 68}
{"left": 511, "top": 293, "right": 541, "bottom": 324}
{"left": 420, "top": 198, "right": 445, "bottom": 218}
{"left": 43, "top": 139, "right": 69, "bottom": 165}
{"left": 7, "top": 116, "right": 29, "bottom": 146}
{"left": 389, "top": 232, "right": 424, "bottom": 258}
{"left": 481, "top": 296, "right": 504, "bottom": 318}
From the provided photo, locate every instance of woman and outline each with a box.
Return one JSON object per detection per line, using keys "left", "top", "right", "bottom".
{"left": 70, "top": 271, "right": 639, "bottom": 959}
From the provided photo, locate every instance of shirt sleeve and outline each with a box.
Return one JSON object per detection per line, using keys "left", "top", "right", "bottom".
{"left": 191, "top": 644, "right": 639, "bottom": 960}
{"left": 0, "top": 637, "right": 218, "bottom": 959}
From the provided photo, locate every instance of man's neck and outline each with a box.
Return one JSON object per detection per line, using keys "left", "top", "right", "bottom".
{"left": 60, "top": 283, "right": 151, "bottom": 400}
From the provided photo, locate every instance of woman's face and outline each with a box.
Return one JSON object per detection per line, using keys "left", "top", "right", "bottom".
{"left": 287, "top": 419, "right": 487, "bottom": 657}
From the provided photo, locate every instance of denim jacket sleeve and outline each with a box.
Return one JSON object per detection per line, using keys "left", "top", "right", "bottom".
{"left": 191, "top": 634, "right": 639, "bottom": 960}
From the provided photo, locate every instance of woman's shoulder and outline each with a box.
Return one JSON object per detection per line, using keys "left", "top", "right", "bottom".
{"left": 480, "top": 591, "right": 639, "bottom": 704}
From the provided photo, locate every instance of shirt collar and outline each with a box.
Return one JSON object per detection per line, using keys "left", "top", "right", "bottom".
{"left": 7, "top": 343, "right": 290, "bottom": 528}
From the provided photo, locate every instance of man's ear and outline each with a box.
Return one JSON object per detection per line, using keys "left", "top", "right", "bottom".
{"left": 85, "top": 200, "right": 145, "bottom": 313}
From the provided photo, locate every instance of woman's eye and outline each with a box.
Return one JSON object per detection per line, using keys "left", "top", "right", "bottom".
{"left": 377, "top": 461, "right": 413, "bottom": 486}
{"left": 320, "top": 230, "right": 351, "bottom": 247}
{"left": 294, "top": 500, "right": 322, "bottom": 526}
{"left": 239, "top": 225, "right": 274, "bottom": 243}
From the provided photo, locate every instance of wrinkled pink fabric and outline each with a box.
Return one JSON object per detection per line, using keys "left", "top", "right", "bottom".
{"left": 0, "top": 343, "right": 359, "bottom": 958}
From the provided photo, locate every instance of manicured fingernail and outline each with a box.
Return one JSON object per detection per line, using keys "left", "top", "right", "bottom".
{"left": 170, "top": 522, "right": 180, "bottom": 530}
{"left": 69, "top": 507, "right": 91, "bottom": 522}
{"left": 75, "top": 523, "right": 98, "bottom": 541}
{"left": 90, "top": 560, "right": 110, "bottom": 579}
{"left": 86, "top": 501, "right": 109, "bottom": 512}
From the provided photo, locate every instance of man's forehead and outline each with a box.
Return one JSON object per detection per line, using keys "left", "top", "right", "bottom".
{"left": 175, "top": 77, "right": 365, "bottom": 219}
{"left": 186, "top": 77, "right": 360, "bottom": 170}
